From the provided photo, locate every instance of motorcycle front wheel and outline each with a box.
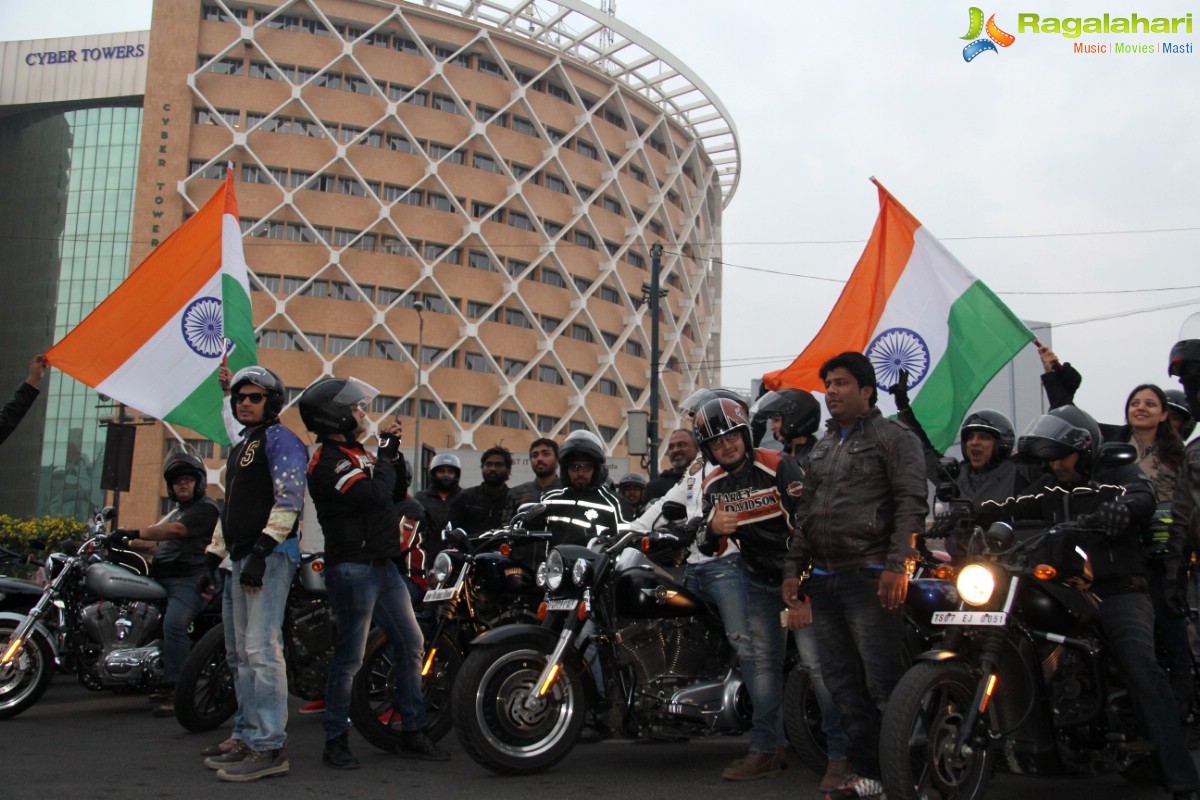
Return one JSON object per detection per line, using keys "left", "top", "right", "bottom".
{"left": 783, "top": 667, "right": 828, "bottom": 774}
{"left": 351, "top": 627, "right": 461, "bottom": 750}
{"left": 174, "top": 623, "right": 236, "bottom": 732}
{"left": 0, "top": 620, "right": 54, "bottom": 720}
{"left": 880, "top": 661, "right": 994, "bottom": 800}
{"left": 451, "top": 640, "right": 586, "bottom": 775}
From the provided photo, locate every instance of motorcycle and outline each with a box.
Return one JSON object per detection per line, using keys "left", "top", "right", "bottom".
{"left": 0, "top": 541, "right": 46, "bottom": 616}
{"left": 172, "top": 551, "right": 334, "bottom": 732}
{"left": 450, "top": 522, "right": 744, "bottom": 775}
{"left": 350, "top": 512, "right": 547, "bottom": 750}
{"left": 0, "top": 507, "right": 220, "bottom": 720}
{"left": 879, "top": 518, "right": 1156, "bottom": 800}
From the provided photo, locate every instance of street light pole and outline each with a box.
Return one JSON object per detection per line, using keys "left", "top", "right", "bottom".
{"left": 648, "top": 243, "right": 663, "bottom": 481}
{"left": 412, "top": 300, "right": 425, "bottom": 492}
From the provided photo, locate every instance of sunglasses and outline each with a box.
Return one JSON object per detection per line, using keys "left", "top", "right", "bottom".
{"left": 234, "top": 392, "right": 267, "bottom": 404}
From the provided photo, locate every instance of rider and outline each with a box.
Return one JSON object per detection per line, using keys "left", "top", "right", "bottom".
{"left": 697, "top": 396, "right": 804, "bottom": 781}
{"left": 506, "top": 438, "right": 562, "bottom": 517}
{"left": 979, "top": 405, "right": 1199, "bottom": 800}
{"left": 616, "top": 472, "right": 648, "bottom": 517}
{"left": 539, "top": 430, "right": 625, "bottom": 547}
{"left": 1165, "top": 388, "right": 1196, "bottom": 441}
{"left": 298, "top": 377, "right": 448, "bottom": 770}
{"left": 112, "top": 451, "right": 219, "bottom": 717}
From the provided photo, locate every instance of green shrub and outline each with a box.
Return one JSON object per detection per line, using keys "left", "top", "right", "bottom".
{"left": 0, "top": 515, "right": 87, "bottom": 578}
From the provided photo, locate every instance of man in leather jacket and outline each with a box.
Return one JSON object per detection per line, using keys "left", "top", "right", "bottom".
{"left": 782, "top": 352, "right": 926, "bottom": 800}
{"left": 449, "top": 447, "right": 512, "bottom": 535}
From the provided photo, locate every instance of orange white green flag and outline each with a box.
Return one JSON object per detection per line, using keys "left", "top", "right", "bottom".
{"left": 46, "top": 170, "right": 256, "bottom": 445}
{"left": 762, "top": 179, "right": 1034, "bottom": 451}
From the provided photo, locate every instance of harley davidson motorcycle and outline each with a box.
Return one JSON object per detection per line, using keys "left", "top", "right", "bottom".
{"left": 451, "top": 522, "right": 746, "bottom": 775}
{"left": 172, "top": 551, "right": 334, "bottom": 732}
{"left": 879, "top": 518, "right": 1157, "bottom": 800}
{"left": 350, "top": 511, "right": 547, "bottom": 750}
{"left": 0, "top": 507, "right": 220, "bottom": 720}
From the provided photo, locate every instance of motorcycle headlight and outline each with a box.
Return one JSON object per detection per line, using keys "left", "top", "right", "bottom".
{"left": 536, "top": 561, "right": 548, "bottom": 588}
{"left": 571, "top": 558, "right": 590, "bottom": 587}
{"left": 430, "top": 552, "right": 454, "bottom": 587}
{"left": 956, "top": 564, "right": 996, "bottom": 606}
{"left": 546, "top": 550, "right": 565, "bottom": 591}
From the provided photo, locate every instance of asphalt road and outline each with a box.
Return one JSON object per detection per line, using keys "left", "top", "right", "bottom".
{"left": 2, "top": 674, "right": 1193, "bottom": 799}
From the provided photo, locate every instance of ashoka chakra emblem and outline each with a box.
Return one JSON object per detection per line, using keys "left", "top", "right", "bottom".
{"left": 866, "top": 327, "right": 930, "bottom": 390}
{"left": 181, "top": 296, "right": 224, "bottom": 358}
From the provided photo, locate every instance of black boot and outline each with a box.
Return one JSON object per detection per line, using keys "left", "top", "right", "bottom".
{"left": 397, "top": 729, "right": 450, "bottom": 761}
{"left": 322, "top": 733, "right": 360, "bottom": 769}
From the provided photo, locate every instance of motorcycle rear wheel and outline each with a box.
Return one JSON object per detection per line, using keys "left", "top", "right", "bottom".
{"left": 880, "top": 661, "right": 994, "bottom": 800}
{"left": 451, "top": 640, "right": 585, "bottom": 775}
{"left": 783, "top": 667, "right": 828, "bottom": 774}
{"left": 351, "top": 627, "right": 460, "bottom": 749}
{"left": 174, "top": 623, "right": 236, "bottom": 732}
{"left": 0, "top": 620, "right": 54, "bottom": 720}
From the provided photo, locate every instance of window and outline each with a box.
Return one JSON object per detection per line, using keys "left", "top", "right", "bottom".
{"left": 425, "top": 294, "right": 458, "bottom": 313}
{"left": 630, "top": 164, "right": 647, "bottom": 184}
{"left": 372, "top": 395, "right": 404, "bottom": 415}
{"left": 420, "top": 399, "right": 450, "bottom": 420}
{"left": 649, "top": 136, "right": 667, "bottom": 154}
{"left": 464, "top": 352, "right": 493, "bottom": 373}
{"left": 599, "top": 426, "right": 618, "bottom": 442}
{"left": 477, "top": 58, "right": 504, "bottom": 78}
{"left": 573, "top": 276, "right": 591, "bottom": 293}
{"left": 423, "top": 245, "right": 460, "bottom": 265}
{"left": 598, "top": 378, "right": 618, "bottom": 397}
{"left": 540, "top": 268, "right": 566, "bottom": 288}
{"left": 206, "top": 57, "right": 244, "bottom": 76}
{"left": 544, "top": 173, "right": 567, "bottom": 194}
{"left": 601, "top": 331, "right": 618, "bottom": 347}
{"left": 376, "top": 286, "right": 403, "bottom": 305}
{"left": 190, "top": 161, "right": 225, "bottom": 180}
{"left": 576, "top": 184, "right": 594, "bottom": 201}
{"left": 648, "top": 218, "right": 665, "bottom": 236}
{"left": 343, "top": 75, "right": 372, "bottom": 95}
{"left": 572, "top": 372, "right": 591, "bottom": 389}
{"left": 247, "top": 219, "right": 284, "bottom": 239}
{"left": 600, "top": 285, "right": 621, "bottom": 304}
{"left": 500, "top": 410, "right": 527, "bottom": 429}
{"left": 510, "top": 162, "right": 531, "bottom": 179}
{"left": 434, "top": 46, "right": 470, "bottom": 67}
{"left": 248, "top": 61, "right": 292, "bottom": 81}
{"left": 311, "top": 71, "right": 341, "bottom": 91}
{"left": 503, "top": 358, "right": 526, "bottom": 378}
{"left": 504, "top": 308, "right": 532, "bottom": 329}
{"left": 544, "top": 220, "right": 563, "bottom": 237}
{"left": 374, "top": 339, "right": 406, "bottom": 361}
{"left": 511, "top": 117, "right": 538, "bottom": 138}
{"left": 392, "top": 37, "right": 419, "bottom": 54}
{"left": 546, "top": 127, "right": 565, "bottom": 144}
{"left": 570, "top": 323, "right": 594, "bottom": 343}
{"left": 466, "top": 300, "right": 492, "bottom": 319}
{"left": 327, "top": 335, "right": 371, "bottom": 358}
{"left": 506, "top": 259, "right": 529, "bottom": 277}
{"left": 265, "top": 15, "right": 301, "bottom": 32}
{"left": 627, "top": 251, "right": 645, "bottom": 269}
{"left": 602, "top": 196, "right": 622, "bottom": 215}
{"left": 625, "top": 340, "right": 643, "bottom": 357}
{"left": 431, "top": 94, "right": 462, "bottom": 115}
{"left": 569, "top": 420, "right": 588, "bottom": 433}
{"left": 540, "top": 315, "right": 561, "bottom": 333}
{"left": 546, "top": 83, "right": 570, "bottom": 102}
{"left": 287, "top": 169, "right": 312, "bottom": 188}
{"left": 468, "top": 251, "right": 496, "bottom": 272}
{"left": 537, "top": 415, "right": 559, "bottom": 434}
{"left": 419, "top": 345, "right": 445, "bottom": 366}
{"left": 470, "top": 201, "right": 495, "bottom": 219}
{"left": 368, "top": 31, "right": 391, "bottom": 48}
{"left": 256, "top": 274, "right": 281, "bottom": 293}
{"left": 239, "top": 164, "right": 263, "bottom": 183}
{"left": 473, "top": 153, "right": 501, "bottom": 174}
{"left": 387, "top": 135, "right": 420, "bottom": 154}
{"left": 667, "top": 189, "right": 681, "bottom": 208}
{"left": 462, "top": 405, "right": 490, "bottom": 424}
{"left": 203, "top": 4, "right": 248, "bottom": 23}
{"left": 538, "top": 365, "right": 563, "bottom": 385}
{"left": 337, "top": 176, "right": 368, "bottom": 197}
{"left": 426, "top": 193, "right": 453, "bottom": 213}
{"left": 429, "top": 143, "right": 464, "bottom": 164}
{"left": 194, "top": 107, "right": 239, "bottom": 127}
{"left": 601, "top": 108, "right": 625, "bottom": 129}
{"left": 507, "top": 211, "right": 533, "bottom": 232}
{"left": 338, "top": 125, "right": 363, "bottom": 145}
{"left": 575, "top": 139, "right": 599, "bottom": 160}
{"left": 380, "top": 236, "right": 411, "bottom": 256}
{"left": 573, "top": 230, "right": 596, "bottom": 250}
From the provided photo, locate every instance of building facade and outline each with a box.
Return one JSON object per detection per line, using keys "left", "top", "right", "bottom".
{"left": 3, "top": 1, "right": 737, "bottom": 524}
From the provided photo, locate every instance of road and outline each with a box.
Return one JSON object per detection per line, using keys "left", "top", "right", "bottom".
{"left": 2, "top": 674, "right": 1191, "bottom": 798}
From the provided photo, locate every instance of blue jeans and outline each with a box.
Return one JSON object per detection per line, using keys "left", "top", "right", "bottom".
{"left": 792, "top": 623, "right": 850, "bottom": 761}
{"left": 1099, "top": 591, "right": 1199, "bottom": 791}
{"left": 809, "top": 570, "right": 905, "bottom": 780}
{"left": 230, "top": 551, "right": 297, "bottom": 751}
{"left": 159, "top": 576, "right": 205, "bottom": 685}
{"left": 221, "top": 570, "right": 247, "bottom": 742}
{"left": 323, "top": 560, "right": 426, "bottom": 739}
{"left": 686, "top": 555, "right": 785, "bottom": 753}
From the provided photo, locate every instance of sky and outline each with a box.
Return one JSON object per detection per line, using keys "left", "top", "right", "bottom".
{"left": 3, "top": 0, "right": 1198, "bottom": 434}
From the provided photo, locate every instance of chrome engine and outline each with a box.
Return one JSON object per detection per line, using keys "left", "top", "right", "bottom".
{"left": 79, "top": 601, "right": 164, "bottom": 686}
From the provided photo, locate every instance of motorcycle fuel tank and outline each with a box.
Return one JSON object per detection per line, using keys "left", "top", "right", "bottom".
{"left": 612, "top": 549, "right": 705, "bottom": 618}
{"left": 473, "top": 552, "right": 538, "bottom": 596}
{"left": 1015, "top": 578, "right": 1099, "bottom": 635}
{"left": 84, "top": 562, "right": 167, "bottom": 601}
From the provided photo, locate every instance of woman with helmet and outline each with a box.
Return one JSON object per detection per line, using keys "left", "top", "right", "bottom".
{"left": 108, "top": 451, "right": 220, "bottom": 717}
{"left": 298, "top": 377, "right": 448, "bottom": 770}
{"left": 196, "top": 365, "right": 308, "bottom": 782}
{"left": 695, "top": 396, "right": 805, "bottom": 781}
{"left": 539, "top": 430, "right": 625, "bottom": 548}
{"left": 415, "top": 452, "right": 463, "bottom": 558}
{"left": 981, "top": 404, "right": 1199, "bottom": 799}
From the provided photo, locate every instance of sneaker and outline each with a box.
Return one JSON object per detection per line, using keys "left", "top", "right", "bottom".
{"left": 217, "top": 745, "right": 289, "bottom": 782}
{"left": 826, "top": 774, "right": 885, "bottom": 800}
{"left": 395, "top": 729, "right": 450, "bottom": 762}
{"left": 204, "top": 740, "right": 250, "bottom": 770}
{"left": 298, "top": 700, "right": 325, "bottom": 715}
{"left": 721, "top": 749, "right": 788, "bottom": 781}
{"left": 322, "top": 733, "right": 360, "bottom": 770}
{"left": 819, "top": 759, "right": 853, "bottom": 793}
{"left": 200, "top": 737, "right": 240, "bottom": 758}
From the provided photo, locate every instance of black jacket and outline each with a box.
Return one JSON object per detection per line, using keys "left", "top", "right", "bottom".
{"left": 505, "top": 477, "right": 562, "bottom": 519}
{"left": 307, "top": 440, "right": 403, "bottom": 564}
{"left": 0, "top": 382, "right": 38, "bottom": 447}
{"left": 151, "top": 497, "right": 220, "bottom": 578}
{"left": 449, "top": 484, "right": 510, "bottom": 536}
{"left": 220, "top": 420, "right": 306, "bottom": 560}
{"left": 643, "top": 467, "right": 685, "bottom": 505}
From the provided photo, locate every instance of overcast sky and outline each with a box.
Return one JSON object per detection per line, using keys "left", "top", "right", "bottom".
{"left": 4, "top": 0, "right": 1198, "bottom": 434}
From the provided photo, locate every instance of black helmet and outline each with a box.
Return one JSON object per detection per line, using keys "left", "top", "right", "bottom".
{"left": 1164, "top": 389, "right": 1196, "bottom": 440}
{"left": 297, "top": 377, "right": 378, "bottom": 437}
{"left": 229, "top": 365, "right": 286, "bottom": 417}
{"left": 558, "top": 430, "right": 607, "bottom": 487}
{"left": 1169, "top": 312, "right": 1200, "bottom": 419}
{"left": 959, "top": 409, "right": 1016, "bottom": 464}
{"left": 617, "top": 472, "right": 647, "bottom": 490}
{"left": 1017, "top": 405, "right": 1101, "bottom": 472}
{"left": 750, "top": 389, "right": 821, "bottom": 441}
{"left": 678, "top": 387, "right": 749, "bottom": 418}
{"left": 429, "top": 452, "right": 461, "bottom": 478}
{"left": 163, "top": 451, "right": 207, "bottom": 502}
{"left": 694, "top": 396, "right": 754, "bottom": 466}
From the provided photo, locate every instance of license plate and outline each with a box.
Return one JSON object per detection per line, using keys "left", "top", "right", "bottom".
{"left": 545, "top": 598, "right": 578, "bottom": 611}
{"left": 422, "top": 587, "right": 457, "bottom": 603}
{"left": 932, "top": 611, "right": 1007, "bottom": 626}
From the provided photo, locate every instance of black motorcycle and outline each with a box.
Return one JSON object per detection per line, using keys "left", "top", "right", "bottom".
{"left": 879, "top": 519, "right": 1156, "bottom": 800}
{"left": 451, "top": 523, "right": 746, "bottom": 775}
{"left": 172, "top": 552, "right": 333, "bottom": 732}
{"left": 0, "top": 541, "right": 46, "bottom": 616}
{"left": 0, "top": 507, "right": 220, "bottom": 720}
{"left": 350, "top": 514, "right": 547, "bottom": 750}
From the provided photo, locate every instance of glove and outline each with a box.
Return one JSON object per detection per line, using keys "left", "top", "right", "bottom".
{"left": 1093, "top": 500, "right": 1131, "bottom": 540}
{"left": 194, "top": 552, "right": 223, "bottom": 598}
{"left": 110, "top": 528, "right": 139, "bottom": 547}
{"left": 377, "top": 432, "right": 401, "bottom": 461}
{"left": 890, "top": 368, "right": 911, "bottom": 411}
{"left": 239, "top": 534, "right": 278, "bottom": 589}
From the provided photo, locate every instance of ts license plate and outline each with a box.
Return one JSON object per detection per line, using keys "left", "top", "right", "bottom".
{"left": 932, "top": 611, "right": 1007, "bottom": 626}
{"left": 422, "top": 587, "right": 457, "bottom": 603}
{"left": 545, "top": 599, "right": 578, "bottom": 611}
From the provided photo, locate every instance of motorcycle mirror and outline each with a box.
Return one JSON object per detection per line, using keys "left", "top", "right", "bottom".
{"left": 1096, "top": 442, "right": 1137, "bottom": 468}
{"left": 934, "top": 482, "right": 959, "bottom": 503}
{"left": 101, "top": 506, "right": 116, "bottom": 521}
{"left": 660, "top": 501, "right": 687, "bottom": 523}
{"left": 937, "top": 457, "right": 961, "bottom": 481}
{"left": 444, "top": 528, "right": 469, "bottom": 550}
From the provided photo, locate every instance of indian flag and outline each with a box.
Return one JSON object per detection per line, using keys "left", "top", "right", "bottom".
{"left": 46, "top": 170, "right": 256, "bottom": 445}
{"left": 763, "top": 180, "right": 1034, "bottom": 451}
